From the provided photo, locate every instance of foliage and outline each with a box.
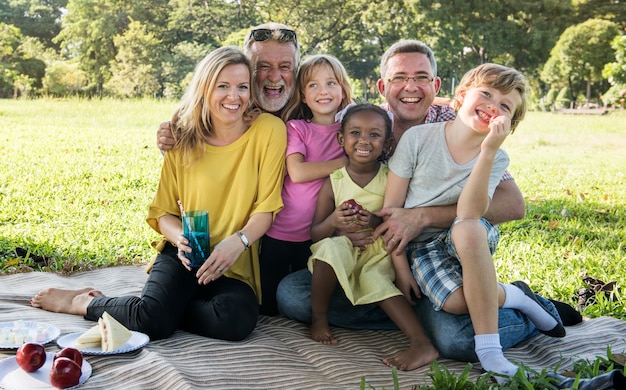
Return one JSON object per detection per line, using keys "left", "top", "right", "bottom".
{"left": 104, "top": 19, "right": 162, "bottom": 98}
{"left": 2, "top": 1, "right": 626, "bottom": 103}
{"left": 603, "top": 35, "right": 626, "bottom": 87}
{"left": 361, "top": 348, "right": 626, "bottom": 389}
{"left": 409, "top": 0, "right": 575, "bottom": 97}
{"left": 0, "top": 0, "right": 68, "bottom": 49}
{"left": 540, "top": 19, "right": 620, "bottom": 106}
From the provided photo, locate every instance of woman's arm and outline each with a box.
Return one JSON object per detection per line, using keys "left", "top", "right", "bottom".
{"left": 196, "top": 212, "right": 273, "bottom": 285}
{"left": 286, "top": 153, "right": 346, "bottom": 183}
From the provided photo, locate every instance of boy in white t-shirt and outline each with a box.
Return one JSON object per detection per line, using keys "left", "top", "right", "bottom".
{"left": 384, "top": 63, "right": 565, "bottom": 383}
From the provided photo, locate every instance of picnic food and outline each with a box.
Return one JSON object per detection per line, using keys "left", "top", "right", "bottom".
{"left": 74, "top": 311, "right": 131, "bottom": 352}
{"left": 15, "top": 342, "right": 46, "bottom": 372}
{"left": 74, "top": 324, "right": 101, "bottom": 350}
{"left": 344, "top": 199, "right": 364, "bottom": 213}
{"left": 99, "top": 311, "right": 132, "bottom": 352}
{"left": 49, "top": 357, "right": 82, "bottom": 389}
{"left": 54, "top": 347, "right": 83, "bottom": 368}
{"left": 1, "top": 320, "right": 51, "bottom": 344}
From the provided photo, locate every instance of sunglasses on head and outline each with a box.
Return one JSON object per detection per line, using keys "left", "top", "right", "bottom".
{"left": 249, "top": 28, "right": 297, "bottom": 43}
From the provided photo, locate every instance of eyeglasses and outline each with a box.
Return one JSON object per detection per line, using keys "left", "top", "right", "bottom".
{"left": 385, "top": 75, "right": 434, "bottom": 86}
{"left": 249, "top": 28, "right": 297, "bottom": 43}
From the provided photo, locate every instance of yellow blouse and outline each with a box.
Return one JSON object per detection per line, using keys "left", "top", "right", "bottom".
{"left": 147, "top": 113, "right": 286, "bottom": 300}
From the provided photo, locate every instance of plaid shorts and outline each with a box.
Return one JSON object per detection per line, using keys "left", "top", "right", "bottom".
{"left": 406, "top": 218, "right": 499, "bottom": 310}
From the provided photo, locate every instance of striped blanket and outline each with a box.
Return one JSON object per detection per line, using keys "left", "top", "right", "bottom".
{"left": 1, "top": 266, "right": 625, "bottom": 389}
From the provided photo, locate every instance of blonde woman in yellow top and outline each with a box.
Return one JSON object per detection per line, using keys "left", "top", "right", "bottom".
{"left": 31, "top": 46, "right": 286, "bottom": 342}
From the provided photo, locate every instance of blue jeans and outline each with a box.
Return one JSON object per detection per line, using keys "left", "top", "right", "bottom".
{"left": 277, "top": 269, "right": 559, "bottom": 362}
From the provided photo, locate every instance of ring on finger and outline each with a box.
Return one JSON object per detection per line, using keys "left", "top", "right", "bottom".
{"left": 217, "top": 267, "right": 223, "bottom": 272}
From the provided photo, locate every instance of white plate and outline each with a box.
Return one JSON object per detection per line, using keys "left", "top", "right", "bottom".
{"left": 56, "top": 331, "right": 149, "bottom": 355}
{"left": 0, "top": 352, "right": 91, "bottom": 390}
{"left": 0, "top": 321, "right": 61, "bottom": 349}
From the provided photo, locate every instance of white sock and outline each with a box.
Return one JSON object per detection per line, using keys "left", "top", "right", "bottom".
{"left": 474, "top": 333, "right": 518, "bottom": 379}
{"left": 501, "top": 283, "right": 558, "bottom": 332}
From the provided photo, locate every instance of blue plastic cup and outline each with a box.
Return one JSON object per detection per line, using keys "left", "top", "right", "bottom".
{"left": 182, "top": 210, "right": 210, "bottom": 269}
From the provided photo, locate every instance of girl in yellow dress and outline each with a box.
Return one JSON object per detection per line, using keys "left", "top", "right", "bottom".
{"left": 308, "top": 103, "right": 438, "bottom": 371}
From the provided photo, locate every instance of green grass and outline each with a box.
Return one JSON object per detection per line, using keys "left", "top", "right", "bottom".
{"left": 1, "top": 100, "right": 624, "bottom": 320}
{"left": 497, "top": 111, "right": 626, "bottom": 319}
{"left": 0, "top": 98, "right": 175, "bottom": 273}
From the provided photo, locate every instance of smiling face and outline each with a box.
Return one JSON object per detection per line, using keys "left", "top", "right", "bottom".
{"left": 250, "top": 40, "right": 297, "bottom": 114}
{"left": 302, "top": 64, "right": 345, "bottom": 124}
{"left": 338, "top": 110, "right": 391, "bottom": 165}
{"left": 456, "top": 86, "right": 522, "bottom": 133}
{"left": 208, "top": 63, "right": 250, "bottom": 128}
{"left": 377, "top": 52, "right": 441, "bottom": 132}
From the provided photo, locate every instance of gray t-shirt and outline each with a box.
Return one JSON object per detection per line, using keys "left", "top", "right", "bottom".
{"left": 388, "top": 121, "right": 509, "bottom": 242}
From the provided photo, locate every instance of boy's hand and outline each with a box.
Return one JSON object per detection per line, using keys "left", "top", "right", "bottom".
{"left": 483, "top": 115, "right": 511, "bottom": 152}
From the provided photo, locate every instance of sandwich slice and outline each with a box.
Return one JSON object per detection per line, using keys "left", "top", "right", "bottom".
{"left": 74, "top": 324, "right": 102, "bottom": 349}
{"left": 99, "top": 311, "right": 132, "bottom": 352}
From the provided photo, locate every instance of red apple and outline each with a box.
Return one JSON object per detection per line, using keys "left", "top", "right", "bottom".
{"left": 343, "top": 199, "right": 364, "bottom": 213}
{"left": 54, "top": 347, "right": 83, "bottom": 368}
{"left": 15, "top": 342, "right": 46, "bottom": 372}
{"left": 49, "top": 357, "right": 82, "bottom": 389}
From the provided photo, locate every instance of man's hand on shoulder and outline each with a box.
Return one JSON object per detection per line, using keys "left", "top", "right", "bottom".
{"left": 157, "top": 121, "right": 175, "bottom": 151}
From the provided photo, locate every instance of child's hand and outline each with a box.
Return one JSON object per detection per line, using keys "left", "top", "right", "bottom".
{"left": 334, "top": 202, "right": 364, "bottom": 229}
{"left": 336, "top": 200, "right": 370, "bottom": 230}
{"left": 483, "top": 115, "right": 511, "bottom": 152}
{"left": 395, "top": 270, "right": 422, "bottom": 304}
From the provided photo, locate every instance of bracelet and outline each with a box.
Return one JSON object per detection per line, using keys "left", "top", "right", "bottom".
{"left": 236, "top": 231, "right": 250, "bottom": 249}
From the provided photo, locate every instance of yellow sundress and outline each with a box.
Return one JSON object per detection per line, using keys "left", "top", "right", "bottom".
{"left": 308, "top": 165, "right": 402, "bottom": 305}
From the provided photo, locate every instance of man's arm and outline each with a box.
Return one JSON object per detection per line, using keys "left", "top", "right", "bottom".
{"left": 157, "top": 121, "right": 175, "bottom": 151}
{"left": 483, "top": 179, "right": 525, "bottom": 224}
{"left": 374, "top": 205, "right": 456, "bottom": 255}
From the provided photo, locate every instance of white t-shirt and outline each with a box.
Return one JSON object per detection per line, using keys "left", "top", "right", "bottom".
{"left": 388, "top": 121, "right": 509, "bottom": 242}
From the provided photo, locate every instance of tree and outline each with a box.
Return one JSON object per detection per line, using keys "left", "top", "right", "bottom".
{"left": 54, "top": 0, "right": 169, "bottom": 97}
{"left": 408, "top": 0, "right": 574, "bottom": 97}
{"left": 0, "top": 0, "right": 67, "bottom": 49}
{"left": 541, "top": 18, "right": 620, "bottom": 107}
{"left": 603, "top": 35, "right": 626, "bottom": 86}
{"left": 0, "top": 22, "right": 45, "bottom": 98}
{"left": 105, "top": 20, "right": 162, "bottom": 98}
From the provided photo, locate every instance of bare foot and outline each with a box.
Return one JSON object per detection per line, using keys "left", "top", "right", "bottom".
{"left": 311, "top": 319, "right": 337, "bottom": 345}
{"left": 382, "top": 342, "right": 439, "bottom": 371}
{"left": 30, "top": 288, "right": 97, "bottom": 316}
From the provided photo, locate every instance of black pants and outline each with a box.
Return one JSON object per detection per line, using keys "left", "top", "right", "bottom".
{"left": 258, "top": 235, "right": 311, "bottom": 316}
{"left": 86, "top": 242, "right": 259, "bottom": 341}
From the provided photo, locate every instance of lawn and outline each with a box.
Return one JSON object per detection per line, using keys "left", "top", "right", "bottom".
{"left": 1, "top": 99, "right": 624, "bottom": 321}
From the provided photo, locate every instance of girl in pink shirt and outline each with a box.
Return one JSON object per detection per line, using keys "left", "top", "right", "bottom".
{"left": 259, "top": 54, "right": 353, "bottom": 315}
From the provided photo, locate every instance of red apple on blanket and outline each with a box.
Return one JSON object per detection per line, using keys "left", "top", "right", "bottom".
{"left": 54, "top": 347, "right": 83, "bottom": 368}
{"left": 16, "top": 342, "right": 46, "bottom": 372}
{"left": 343, "top": 199, "right": 364, "bottom": 213}
{"left": 49, "top": 357, "right": 82, "bottom": 389}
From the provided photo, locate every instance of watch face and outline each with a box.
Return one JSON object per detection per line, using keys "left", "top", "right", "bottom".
{"left": 237, "top": 231, "right": 250, "bottom": 248}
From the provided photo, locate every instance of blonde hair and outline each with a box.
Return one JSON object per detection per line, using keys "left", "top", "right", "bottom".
{"left": 281, "top": 54, "right": 353, "bottom": 122}
{"left": 171, "top": 46, "right": 259, "bottom": 166}
{"left": 452, "top": 63, "right": 528, "bottom": 132}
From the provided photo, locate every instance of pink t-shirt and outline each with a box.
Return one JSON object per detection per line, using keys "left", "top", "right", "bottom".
{"left": 266, "top": 119, "right": 344, "bottom": 242}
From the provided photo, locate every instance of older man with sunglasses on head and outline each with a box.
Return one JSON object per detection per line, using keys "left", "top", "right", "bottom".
{"left": 156, "top": 22, "right": 299, "bottom": 151}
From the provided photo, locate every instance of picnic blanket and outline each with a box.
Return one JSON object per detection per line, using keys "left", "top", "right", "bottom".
{"left": 1, "top": 266, "right": 625, "bottom": 389}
